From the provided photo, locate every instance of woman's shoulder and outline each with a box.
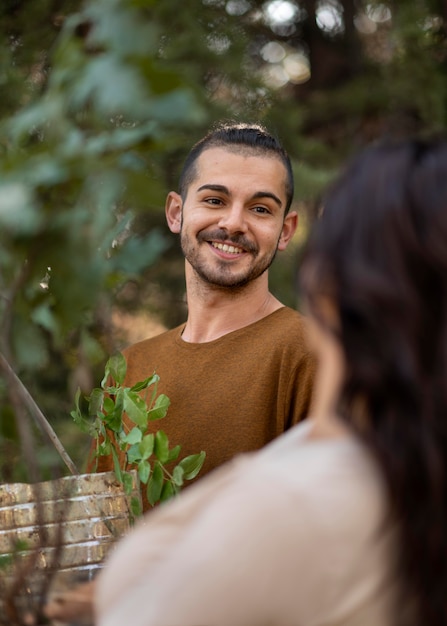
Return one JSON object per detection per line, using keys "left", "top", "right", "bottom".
{"left": 250, "top": 424, "right": 389, "bottom": 536}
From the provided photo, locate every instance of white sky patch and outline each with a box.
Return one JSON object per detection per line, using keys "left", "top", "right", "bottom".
{"left": 261, "top": 41, "right": 287, "bottom": 63}
{"left": 366, "top": 3, "right": 392, "bottom": 23}
{"left": 226, "top": 0, "right": 251, "bottom": 16}
{"left": 316, "top": 1, "right": 344, "bottom": 35}
{"left": 261, "top": 40, "right": 310, "bottom": 87}
{"left": 264, "top": 0, "right": 298, "bottom": 26}
{"left": 283, "top": 52, "right": 310, "bottom": 83}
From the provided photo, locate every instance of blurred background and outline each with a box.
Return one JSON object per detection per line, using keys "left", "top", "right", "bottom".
{"left": 1, "top": 0, "right": 446, "bottom": 481}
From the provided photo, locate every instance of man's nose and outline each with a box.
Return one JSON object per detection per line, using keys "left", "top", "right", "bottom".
{"left": 217, "top": 204, "right": 248, "bottom": 233}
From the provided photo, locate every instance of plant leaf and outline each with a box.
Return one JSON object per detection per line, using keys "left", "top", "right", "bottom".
{"left": 71, "top": 388, "right": 97, "bottom": 436}
{"left": 126, "top": 443, "right": 141, "bottom": 464}
{"left": 154, "top": 430, "right": 169, "bottom": 463}
{"left": 138, "top": 460, "right": 151, "bottom": 484}
{"left": 123, "top": 390, "right": 149, "bottom": 427}
{"left": 172, "top": 465, "right": 184, "bottom": 487}
{"left": 103, "top": 396, "right": 115, "bottom": 413}
{"left": 111, "top": 446, "right": 122, "bottom": 483}
{"left": 104, "top": 353, "right": 127, "bottom": 386}
{"left": 139, "top": 433, "right": 154, "bottom": 460}
{"left": 147, "top": 393, "right": 170, "bottom": 421}
{"left": 177, "top": 451, "right": 206, "bottom": 480}
{"left": 98, "top": 439, "right": 111, "bottom": 456}
{"left": 130, "top": 496, "right": 142, "bottom": 518}
{"left": 167, "top": 444, "right": 181, "bottom": 462}
{"left": 121, "top": 426, "right": 142, "bottom": 445}
{"left": 130, "top": 373, "right": 158, "bottom": 392}
{"left": 147, "top": 462, "right": 163, "bottom": 506}
{"left": 104, "top": 389, "right": 124, "bottom": 432}
{"left": 122, "top": 471, "right": 134, "bottom": 495}
{"left": 88, "top": 388, "right": 104, "bottom": 418}
{"left": 160, "top": 481, "right": 176, "bottom": 502}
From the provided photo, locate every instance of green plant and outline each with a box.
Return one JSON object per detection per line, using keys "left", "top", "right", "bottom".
{"left": 71, "top": 353, "right": 205, "bottom": 514}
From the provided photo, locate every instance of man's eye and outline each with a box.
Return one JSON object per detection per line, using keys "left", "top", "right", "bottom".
{"left": 205, "top": 198, "right": 223, "bottom": 205}
{"left": 252, "top": 206, "right": 270, "bottom": 214}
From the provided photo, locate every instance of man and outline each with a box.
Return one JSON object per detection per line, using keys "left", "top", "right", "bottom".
{"left": 45, "top": 121, "right": 316, "bottom": 623}
{"left": 95, "top": 121, "right": 316, "bottom": 508}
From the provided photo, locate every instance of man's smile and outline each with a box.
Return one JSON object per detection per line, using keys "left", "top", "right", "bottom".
{"left": 197, "top": 228, "right": 257, "bottom": 255}
{"left": 210, "top": 241, "right": 245, "bottom": 255}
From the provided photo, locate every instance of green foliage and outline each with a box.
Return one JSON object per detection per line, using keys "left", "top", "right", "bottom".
{"left": 1, "top": 0, "right": 447, "bottom": 481}
{"left": 0, "top": 0, "right": 209, "bottom": 368}
{"left": 0, "top": 0, "right": 213, "bottom": 478}
{"left": 71, "top": 353, "right": 206, "bottom": 509}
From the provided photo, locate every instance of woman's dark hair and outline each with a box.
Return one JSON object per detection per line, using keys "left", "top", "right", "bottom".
{"left": 301, "top": 137, "right": 447, "bottom": 626}
{"left": 178, "top": 121, "right": 294, "bottom": 213}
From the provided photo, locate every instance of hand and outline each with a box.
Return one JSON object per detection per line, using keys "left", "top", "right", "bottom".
{"left": 44, "top": 580, "right": 96, "bottom": 624}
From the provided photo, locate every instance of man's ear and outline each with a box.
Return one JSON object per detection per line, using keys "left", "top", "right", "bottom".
{"left": 165, "top": 191, "right": 182, "bottom": 234}
{"left": 278, "top": 210, "right": 298, "bottom": 251}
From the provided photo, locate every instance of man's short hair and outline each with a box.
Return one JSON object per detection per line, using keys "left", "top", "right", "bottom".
{"left": 178, "top": 122, "right": 294, "bottom": 213}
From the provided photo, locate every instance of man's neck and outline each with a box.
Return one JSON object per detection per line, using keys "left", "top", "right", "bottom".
{"left": 181, "top": 274, "right": 284, "bottom": 343}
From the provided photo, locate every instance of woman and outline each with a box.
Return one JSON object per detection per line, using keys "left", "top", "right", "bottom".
{"left": 47, "top": 138, "right": 447, "bottom": 626}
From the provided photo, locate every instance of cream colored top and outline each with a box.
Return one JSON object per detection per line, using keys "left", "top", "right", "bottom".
{"left": 96, "top": 421, "right": 398, "bottom": 626}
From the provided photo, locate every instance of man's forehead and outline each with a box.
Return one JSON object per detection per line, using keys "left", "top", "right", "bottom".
{"left": 191, "top": 147, "right": 287, "bottom": 207}
{"left": 195, "top": 145, "right": 287, "bottom": 179}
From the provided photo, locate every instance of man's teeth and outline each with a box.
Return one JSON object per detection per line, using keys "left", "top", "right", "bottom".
{"left": 211, "top": 242, "right": 243, "bottom": 254}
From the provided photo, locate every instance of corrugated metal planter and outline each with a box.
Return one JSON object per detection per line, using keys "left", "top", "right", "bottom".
{"left": 0, "top": 470, "right": 141, "bottom": 622}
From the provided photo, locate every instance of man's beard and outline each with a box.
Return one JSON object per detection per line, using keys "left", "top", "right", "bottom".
{"left": 180, "top": 228, "right": 279, "bottom": 289}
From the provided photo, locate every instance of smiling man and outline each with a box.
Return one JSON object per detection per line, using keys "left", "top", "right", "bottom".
{"left": 95, "top": 122, "right": 316, "bottom": 509}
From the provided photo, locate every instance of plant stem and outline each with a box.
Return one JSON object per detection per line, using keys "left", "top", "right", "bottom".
{"left": 0, "top": 352, "right": 79, "bottom": 476}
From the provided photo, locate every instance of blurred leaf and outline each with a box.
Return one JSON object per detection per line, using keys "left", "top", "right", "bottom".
{"left": 30, "top": 303, "right": 58, "bottom": 336}
{"left": 130, "top": 374, "right": 159, "bottom": 393}
{"left": 12, "top": 319, "right": 49, "bottom": 371}
{"left": 105, "top": 387, "right": 124, "bottom": 431}
{"left": 178, "top": 452, "right": 206, "bottom": 480}
{"left": 139, "top": 433, "right": 154, "bottom": 460}
{"left": 72, "top": 56, "right": 151, "bottom": 118}
{"left": 138, "top": 459, "right": 151, "bottom": 484}
{"left": 147, "top": 393, "right": 170, "bottom": 421}
{"left": 0, "top": 183, "right": 40, "bottom": 234}
{"left": 160, "top": 480, "right": 176, "bottom": 502}
{"left": 112, "top": 446, "right": 122, "bottom": 483}
{"left": 120, "top": 426, "right": 142, "bottom": 445}
{"left": 172, "top": 465, "right": 184, "bottom": 487}
{"left": 111, "top": 229, "right": 169, "bottom": 275}
{"left": 126, "top": 443, "right": 141, "bottom": 464}
{"left": 84, "top": 2, "right": 159, "bottom": 58}
{"left": 146, "top": 461, "right": 163, "bottom": 506}
{"left": 122, "top": 471, "right": 134, "bottom": 495}
{"left": 154, "top": 430, "right": 169, "bottom": 463}
{"left": 167, "top": 444, "right": 181, "bottom": 462}
{"left": 130, "top": 495, "right": 142, "bottom": 517}
{"left": 89, "top": 389, "right": 104, "bottom": 417}
{"left": 106, "top": 353, "right": 127, "bottom": 386}
{"left": 102, "top": 396, "right": 115, "bottom": 415}
{"left": 123, "top": 390, "right": 149, "bottom": 427}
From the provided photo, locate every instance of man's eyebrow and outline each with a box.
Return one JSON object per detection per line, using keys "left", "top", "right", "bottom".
{"left": 252, "top": 190, "right": 282, "bottom": 208}
{"left": 197, "top": 184, "right": 282, "bottom": 208}
{"left": 197, "top": 184, "right": 229, "bottom": 194}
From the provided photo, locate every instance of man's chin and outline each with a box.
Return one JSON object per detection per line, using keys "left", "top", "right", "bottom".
{"left": 197, "top": 268, "right": 267, "bottom": 289}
